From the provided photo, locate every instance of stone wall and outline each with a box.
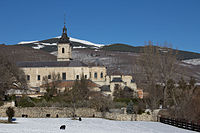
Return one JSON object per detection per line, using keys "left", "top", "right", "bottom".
{"left": 0, "top": 107, "right": 156, "bottom": 121}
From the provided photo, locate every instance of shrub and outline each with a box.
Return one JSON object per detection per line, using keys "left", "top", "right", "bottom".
{"left": 0, "top": 101, "right": 4, "bottom": 106}
{"left": 6, "top": 107, "right": 15, "bottom": 123}
{"left": 113, "top": 102, "right": 127, "bottom": 109}
{"left": 126, "top": 100, "right": 134, "bottom": 114}
{"left": 114, "top": 98, "right": 138, "bottom": 104}
{"left": 138, "top": 109, "right": 144, "bottom": 115}
{"left": 16, "top": 96, "right": 35, "bottom": 107}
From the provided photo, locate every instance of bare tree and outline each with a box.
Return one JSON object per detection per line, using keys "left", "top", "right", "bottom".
{"left": 90, "top": 92, "right": 112, "bottom": 112}
{"left": 42, "top": 72, "right": 61, "bottom": 101}
{"left": 136, "top": 41, "right": 178, "bottom": 109}
{"left": 0, "top": 54, "right": 27, "bottom": 101}
{"left": 157, "top": 43, "right": 178, "bottom": 107}
{"left": 68, "top": 75, "right": 89, "bottom": 118}
{"left": 168, "top": 77, "right": 199, "bottom": 121}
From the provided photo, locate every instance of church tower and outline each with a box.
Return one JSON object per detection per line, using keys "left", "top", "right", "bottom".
{"left": 57, "top": 22, "right": 72, "bottom": 61}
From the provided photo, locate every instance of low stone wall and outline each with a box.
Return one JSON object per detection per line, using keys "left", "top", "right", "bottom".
{"left": 0, "top": 107, "right": 98, "bottom": 118}
{"left": 103, "top": 112, "right": 153, "bottom": 121}
{"left": 0, "top": 107, "right": 156, "bottom": 121}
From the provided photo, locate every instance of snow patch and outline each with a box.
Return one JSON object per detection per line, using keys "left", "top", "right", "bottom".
{"left": 18, "top": 40, "right": 38, "bottom": 44}
{"left": 40, "top": 43, "right": 57, "bottom": 46}
{"left": 73, "top": 46, "right": 86, "bottom": 49}
{"left": 50, "top": 51, "right": 57, "bottom": 56}
{"left": 70, "top": 37, "right": 104, "bottom": 47}
{"left": 55, "top": 36, "right": 104, "bottom": 47}
{"left": 182, "top": 58, "right": 200, "bottom": 65}
{"left": 32, "top": 45, "right": 45, "bottom": 49}
{"left": 18, "top": 36, "right": 105, "bottom": 48}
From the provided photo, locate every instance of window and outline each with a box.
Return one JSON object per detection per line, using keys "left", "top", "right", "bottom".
{"left": 62, "top": 73, "right": 66, "bottom": 80}
{"left": 94, "top": 72, "right": 97, "bottom": 79}
{"left": 85, "top": 75, "right": 87, "bottom": 79}
{"left": 76, "top": 75, "right": 79, "bottom": 80}
{"left": 100, "top": 72, "right": 103, "bottom": 78}
{"left": 37, "top": 75, "right": 40, "bottom": 80}
{"left": 62, "top": 48, "right": 65, "bottom": 53}
{"left": 48, "top": 75, "right": 51, "bottom": 79}
{"left": 27, "top": 75, "right": 30, "bottom": 81}
{"left": 89, "top": 72, "right": 91, "bottom": 78}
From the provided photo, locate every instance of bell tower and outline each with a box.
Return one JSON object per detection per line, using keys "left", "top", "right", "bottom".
{"left": 57, "top": 19, "right": 72, "bottom": 61}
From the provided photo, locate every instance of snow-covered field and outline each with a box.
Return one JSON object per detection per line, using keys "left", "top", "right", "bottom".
{"left": 0, "top": 118, "right": 196, "bottom": 133}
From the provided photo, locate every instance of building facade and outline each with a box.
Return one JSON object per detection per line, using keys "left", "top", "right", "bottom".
{"left": 17, "top": 24, "right": 138, "bottom": 98}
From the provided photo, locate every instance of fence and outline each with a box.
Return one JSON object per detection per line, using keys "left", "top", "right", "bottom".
{"left": 160, "top": 117, "right": 200, "bottom": 132}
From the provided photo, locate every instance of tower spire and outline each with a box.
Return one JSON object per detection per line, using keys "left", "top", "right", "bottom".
{"left": 63, "top": 13, "right": 67, "bottom": 34}
{"left": 59, "top": 13, "right": 70, "bottom": 43}
{"left": 64, "top": 13, "right": 66, "bottom": 25}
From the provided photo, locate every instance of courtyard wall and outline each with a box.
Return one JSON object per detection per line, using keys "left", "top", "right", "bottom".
{"left": 0, "top": 107, "right": 157, "bottom": 121}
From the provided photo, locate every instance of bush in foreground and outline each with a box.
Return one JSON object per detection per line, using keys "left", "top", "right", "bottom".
{"left": 6, "top": 107, "right": 15, "bottom": 123}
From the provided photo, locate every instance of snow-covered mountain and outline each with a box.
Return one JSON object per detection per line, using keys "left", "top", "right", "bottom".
{"left": 18, "top": 36, "right": 104, "bottom": 50}
{"left": 17, "top": 37, "right": 200, "bottom": 61}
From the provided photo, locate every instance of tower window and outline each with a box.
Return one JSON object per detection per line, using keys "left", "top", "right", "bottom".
{"left": 76, "top": 75, "right": 79, "bottom": 80}
{"left": 62, "top": 48, "right": 65, "bottom": 53}
{"left": 38, "top": 75, "right": 40, "bottom": 80}
{"left": 94, "top": 72, "right": 97, "bottom": 79}
{"left": 48, "top": 75, "right": 51, "bottom": 79}
{"left": 101, "top": 72, "right": 103, "bottom": 78}
{"left": 62, "top": 73, "right": 66, "bottom": 80}
{"left": 27, "top": 75, "right": 30, "bottom": 81}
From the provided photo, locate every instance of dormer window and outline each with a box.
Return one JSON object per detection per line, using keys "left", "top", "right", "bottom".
{"left": 62, "top": 48, "right": 65, "bottom": 53}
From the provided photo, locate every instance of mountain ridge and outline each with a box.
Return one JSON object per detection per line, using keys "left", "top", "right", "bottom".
{"left": 16, "top": 37, "right": 200, "bottom": 60}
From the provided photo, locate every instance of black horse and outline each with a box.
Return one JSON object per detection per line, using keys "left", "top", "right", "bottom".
{"left": 60, "top": 125, "right": 66, "bottom": 130}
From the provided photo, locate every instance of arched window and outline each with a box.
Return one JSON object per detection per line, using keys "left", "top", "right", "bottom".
{"left": 100, "top": 72, "right": 103, "bottom": 78}
{"left": 94, "top": 72, "right": 97, "bottom": 79}
{"left": 62, "top": 48, "right": 65, "bottom": 53}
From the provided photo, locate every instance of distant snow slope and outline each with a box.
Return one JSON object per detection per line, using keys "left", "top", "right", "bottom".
{"left": 69, "top": 37, "right": 104, "bottom": 47}
{"left": 55, "top": 36, "right": 104, "bottom": 47}
{"left": 0, "top": 118, "right": 195, "bottom": 133}
{"left": 18, "top": 36, "right": 104, "bottom": 50}
{"left": 18, "top": 40, "right": 39, "bottom": 44}
{"left": 182, "top": 58, "right": 200, "bottom": 65}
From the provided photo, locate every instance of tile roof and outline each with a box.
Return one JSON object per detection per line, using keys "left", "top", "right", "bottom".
{"left": 100, "top": 85, "right": 111, "bottom": 92}
{"left": 111, "top": 77, "right": 123, "bottom": 82}
{"left": 16, "top": 60, "right": 88, "bottom": 67}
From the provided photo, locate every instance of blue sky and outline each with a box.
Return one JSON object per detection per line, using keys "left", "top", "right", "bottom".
{"left": 0, "top": 0, "right": 200, "bottom": 53}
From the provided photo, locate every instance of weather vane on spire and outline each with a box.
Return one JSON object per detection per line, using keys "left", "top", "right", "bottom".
{"left": 64, "top": 13, "right": 66, "bottom": 25}
{"left": 63, "top": 13, "right": 67, "bottom": 34}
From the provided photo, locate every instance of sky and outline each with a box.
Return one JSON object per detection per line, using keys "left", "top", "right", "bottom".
{"left": 0, "top": 0, "right": 200, "bottom": 53}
